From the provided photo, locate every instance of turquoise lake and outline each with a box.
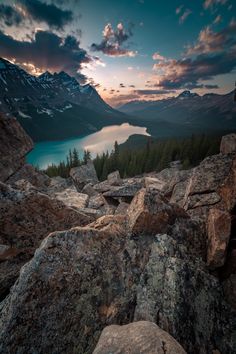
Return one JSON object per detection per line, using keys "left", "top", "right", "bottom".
{"left": 27, "top": 123, "right": 149, "bottom": 169}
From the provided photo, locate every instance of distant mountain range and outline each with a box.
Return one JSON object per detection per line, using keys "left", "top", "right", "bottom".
{"left": 119, "top": 90, "right": 236, "bottom": 136}
{"left": 0, "top": 58, "right": 125, "bottom": 141}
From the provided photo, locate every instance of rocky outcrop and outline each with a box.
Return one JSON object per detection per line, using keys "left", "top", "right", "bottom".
{"left": 7, "top": 164, "right": 50, "bottom": 190}
{"left": 93, "top": 321, "right": 186, "bottom": 354}
{"left": 0, "top": 182, "right": 93, "bottom": 301}
{"left": 70, "top": 161, "right": 99, "bottom": 190}
{"left": 0, "top": 114, "right": 33, "bottom": 182}
{"left": 220, "top": 133, "right": 236, "bottom": 154}
{"left": 1, "top": 185, "right": 234, "bottom": 354}
{"left": 107, "top": 170, "right": 122, "bottom": 186}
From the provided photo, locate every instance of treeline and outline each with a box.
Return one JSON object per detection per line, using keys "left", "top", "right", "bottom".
{"left": 93, "top": 134, "right": 221, "bottom": 180}
{"left": 43, "top": 134, "right": 221, "bottom": 179}
{"left": 44, "top": 149, "right": 91, "bottom": 178}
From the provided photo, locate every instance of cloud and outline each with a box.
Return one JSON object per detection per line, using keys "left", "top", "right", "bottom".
{"left": 153, "top": 51, "right": 235, "bottom": 89}
{"left": 176, "top": 5, "right": 184, "bottom": 15}
{"left": 134, "top": 89, "right": 175, "bottom": 95}
{"left": 119, "top": 83, "right": 126, "bottom": 88}
{"left": 0, "top": 29, "right": 92, "bottom": 82}
{"left": 91, "top": 22, "right": 137, "bottom": 57}
{"left": 18, "top": 0, "right": 73, "bottom": 29}
{"left": 203, "top": 0, "right": 228, "bottom": 10}
{"left": 213, "top": 15, "right": 222, "bottom": 24}
{"left": 186, "top": 21, "right": 236, "bottom": 55}
{"left": 152, "top": 52, "right": 165, "bottom": 61}
{"left": 179, "top": 9, "right": 192, "bottom": 24}
{"left": 0, "top": 4, "right": 23, "bottom": 27}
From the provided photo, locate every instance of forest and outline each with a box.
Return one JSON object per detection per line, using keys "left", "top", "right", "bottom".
{"left": 44, "top": 134, "right": 221, "bottom": 180}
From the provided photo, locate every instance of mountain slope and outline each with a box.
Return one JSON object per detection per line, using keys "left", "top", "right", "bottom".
{"left": 0, "top": 58, "right": 125, "bottom": 141}
{"left": 119, "top": 90, "right": 236, "bottom": 134}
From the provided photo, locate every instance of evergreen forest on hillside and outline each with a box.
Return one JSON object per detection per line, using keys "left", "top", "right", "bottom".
{"left": 44, "top": 134, "right": 221, "bottom": 180}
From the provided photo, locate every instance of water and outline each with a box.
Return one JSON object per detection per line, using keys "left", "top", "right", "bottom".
{"left": 27, "top": 123, "right": 149, "bottom": 169}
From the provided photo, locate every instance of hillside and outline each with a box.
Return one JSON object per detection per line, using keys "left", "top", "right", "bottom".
{"left": 0, "top": 58, "right": 125, "bottom": 141}
{"left": 119, "top": 90, "right": 236, "bottom": 136}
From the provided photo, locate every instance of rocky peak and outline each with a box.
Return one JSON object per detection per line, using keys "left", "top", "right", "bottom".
{"left": 177, "top": 90, "right": 199, "bottom": 99}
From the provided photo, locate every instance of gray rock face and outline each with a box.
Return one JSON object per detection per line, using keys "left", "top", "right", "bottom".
{"left": 0, "top": 182, "right": 93, "bottom": 301}
{"left": 220, "top": 133, "right": 236, "bottom": 154}
{"left": 7, "top": 164, "right": 50, "bottom": 190}
{"left": 93, "top": 321, "right": 186, "bottom": 354}
{"left": 0, "top": 114, "right": 33, "bottom": 182}
{"left": 107, "top": 170, "right": 122, "bottom": 186}
{"left": 70, "top": 161, "right": 99, "bottom": 190}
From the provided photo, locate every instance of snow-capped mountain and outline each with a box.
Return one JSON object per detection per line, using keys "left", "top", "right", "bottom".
{"left": 0, "top": 58, "right": 123, "bottom": 141}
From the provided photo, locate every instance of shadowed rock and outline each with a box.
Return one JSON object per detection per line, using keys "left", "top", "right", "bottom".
{"left": 70, "top": 161, "right": 98, "bottom": 190}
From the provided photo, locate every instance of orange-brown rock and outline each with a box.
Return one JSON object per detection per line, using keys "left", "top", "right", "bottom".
{"left": 0, "top": 114, "right": 33, "bottom": 182}
{"left": 207, "top": 208, "right": 231, "bottom": 269}
{"left": 93, "top": 321, "right": 187, "bottom": 354}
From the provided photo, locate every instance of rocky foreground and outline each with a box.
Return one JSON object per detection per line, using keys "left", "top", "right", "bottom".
{"left": 0, "top": 113, "right": 236, "bottom": 354}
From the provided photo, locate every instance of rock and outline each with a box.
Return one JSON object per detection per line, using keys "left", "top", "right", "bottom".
{"left": 127, "top": 188, "right": 188, "bottom": 236}
{"left": 48, "top": 176, "right": 74, "bottom": 194}
{"left": 93, "top": 321, "right": 187, "bottom": 354}
{"left": 144, "top": 177, "right": 166, "bottom": 191}
{"left": 54, "top": 188, "right": 89, "bottom": 210}
{"left": 0, "top": 182, "right": 93, "bottom": 301}
{"left": 107, "top": 170, "right": 122, "bottom": 186}
{"left": 7, "top": 164, "right": 50, "bottom": 190}
{"left": 207, "top": 209, "right": 231, "bottom": 269}
{"left": 0, "top": 114, "right": 33, "bottom": 182}
{"left": 88, "top": 194, "right": 115, "bottom": 215}
{"left": 70, "top": 161, "right": 99, "bottom": 190}
{"left": 134, "top": 233, "right": 236, "bottom": 354}
{"left": 0, "top": 198, "right": 234, "bottom": 354}
{"left": 103, "top": 182, "right": 143, "bottom": 199}
{"left": 115, "top": 201, "right": 129, "bottom": 215}
{"left": 223, "top": 274, "right": 236, "bottom": 310}
{"left": 220, "top": 133, "right": 236, "bottom": 154}
{"left": 82, "top": 183, "right": 99, "bottom": 197}
{"left": 93, "top": 180, "right": 111, "bottom": 193}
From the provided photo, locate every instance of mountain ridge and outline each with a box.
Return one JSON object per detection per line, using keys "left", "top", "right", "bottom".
{"left": 0, "top": 58, "right": 125, "bottom": 141}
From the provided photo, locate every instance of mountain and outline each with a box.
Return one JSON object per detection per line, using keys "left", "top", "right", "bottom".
{"left": 119, "top": 90, "right": 236, "bottom": 135}
{"left": 0, "top": 58, "right": 125, "bottom": 141}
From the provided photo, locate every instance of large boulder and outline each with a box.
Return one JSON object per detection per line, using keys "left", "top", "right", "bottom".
{"left": 93, "top": 321, "right": 186, "bottom": 354}
{"left": 7, "top": 164, "right": 50, "bottom": 190}
{"left": 70, "top": 161, "right": 98, "bottom": 190}
{"left": 207, "top": 208, "right": 231, "bottom": 269}
{"left": 0, "top": 182, "right": 92, "bottom": 301}
{"left": 54, "top": 187, "right": 89, "bottom": 210}
{"left": 0, "top": 114, "right": 33, "bottom": 182}
{"left": 220, "top": 133, "right": 236, "bottom": 154}
{"left": 107, "top": 170, "right": 122, "bottom": 186}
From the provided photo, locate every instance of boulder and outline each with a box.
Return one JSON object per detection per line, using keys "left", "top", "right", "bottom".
{"left": 207, "top": 209, "right": 231, "bottom": 269}
{"left": 70, "top": 161, "right": 98, "bottom": 190}
{"left": 115, "top": 201, "right": 129, "bottom": 215}
{"left": 127, "top": 187, "right": 188, "bottom": 236}
{"left": 220, "top": 133, "right": 236, "bottom": 154}
{"left": 107, "top": 170, "right": 122, "bottom": 186}
{"left": 0, "top": 114, "right": 33, "bottom": 182}
{"left": 0, "top": 182, "right": 92, "bottom": 301}
{"left": 82, "top": 183, "right": 99, "bottom": 197}
{"left": 103, "top": 182, "right": 142, "bottom": 199}
{"left": 54, "top": 187, "right": 89, "bottom": 210}
{"left": 7, "top": 164, "right": 50, "bottom": 190}
{"left": 93, "top": 321, "right": 186, "bottom": 354}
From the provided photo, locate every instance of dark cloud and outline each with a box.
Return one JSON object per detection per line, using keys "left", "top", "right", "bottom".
{"left": 0, "top": 4, "right": 23, "bottom": 26}
{"left": 0, "top": 30, "right": 91, "bottom": 82}
{"left": 91, "top": 22, "right": 137, "bottom": 57}
{"left": 153, "top": 52, "right": 235, "bottom": 89}
{"left": 119, "top": 83, "right": 126, "bottom": 88}
{"left": 129, "top": 84, "right": 135, "bottom": 88}
{"left": 153, "top": 21, "right": 236, "bottom": 90}
{"left": 18, "top": 0, "right": 73, "bottom": 29}
{"left": 186, "top": 21, "right": 236, "bottom": 55}
{"left": 134, "top": 89, "right": 175, "bottom": 95}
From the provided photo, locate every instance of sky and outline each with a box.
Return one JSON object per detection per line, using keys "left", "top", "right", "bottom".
{"left": 0, "top": 0, "right": 235, "bottom": 107}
